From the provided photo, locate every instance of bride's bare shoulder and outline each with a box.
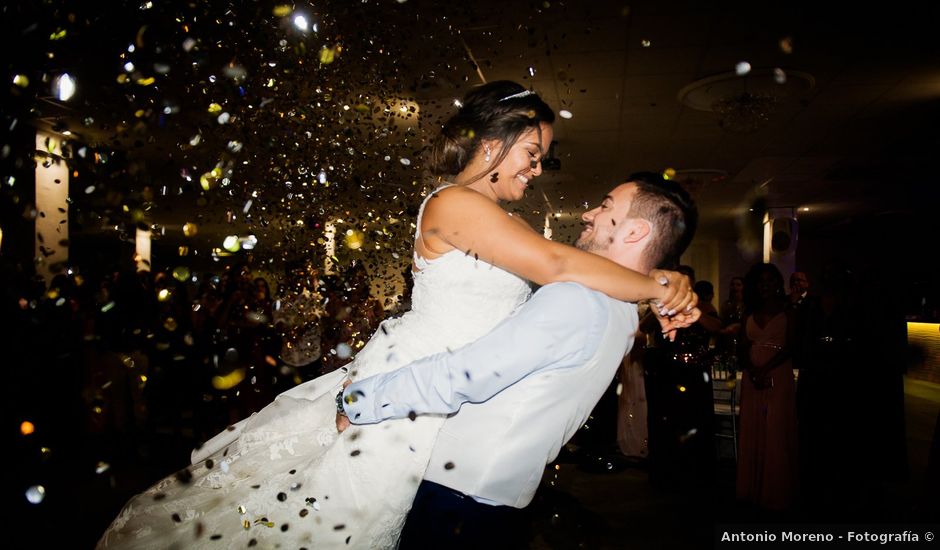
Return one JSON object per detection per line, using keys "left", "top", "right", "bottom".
{"left": 430, "top": 185, "right": 474, "bottom": 199}
{"left": 425, "top": 185, "right": 495, "bottom": 212}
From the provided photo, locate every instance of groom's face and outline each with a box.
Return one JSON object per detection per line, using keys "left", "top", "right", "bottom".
{"left": 575, "top": 183, "right": 637, "bottom": 255}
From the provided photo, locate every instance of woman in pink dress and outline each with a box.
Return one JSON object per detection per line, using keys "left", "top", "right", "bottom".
{"left": 736, "top": 263, "right": 799, "bottom": 511}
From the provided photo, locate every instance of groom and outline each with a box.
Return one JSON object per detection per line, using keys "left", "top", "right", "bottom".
{"left": 339, "top": 172, "right": 697, "bottom": 548}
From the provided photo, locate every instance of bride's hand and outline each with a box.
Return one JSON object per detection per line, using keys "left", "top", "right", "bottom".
{"left": 336, "top": 414, "right": 350, "bottom": 433}
{"left": 652, "top": 306, "right": 702, "bottom": 341}
{"left": 336, "top": 379, "right": 353, "bottom": 433}
{"left": 648, "top": 269, "right": 695, "bottom": 315}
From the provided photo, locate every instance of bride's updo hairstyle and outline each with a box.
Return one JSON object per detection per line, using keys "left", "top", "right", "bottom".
{"left": 428, "top": 80, "right": 555, "bottom": 184}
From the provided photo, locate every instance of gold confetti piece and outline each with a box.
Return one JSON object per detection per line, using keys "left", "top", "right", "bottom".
{"left": 344, "top": 230, "right": 364, "bottom": 250}
{"left": 207, "top": 103, "right": 223, "bottom": 114}
{"left": 273, "top": 5, "right": 292, "bottom": 16}
{"left": 212, "top": 368, "right": 246, "bottom": 390}
{"left": 319, "top": 45, "right": 340, "bottom": 64}
{"left": 222, "top": 235, "right": 241, "bottom": 252}
{"left": 135, "top": 25, "right": 147, "bottom": 48}
{"left": 200, "top": 170, "right": 220, "bottom": 191}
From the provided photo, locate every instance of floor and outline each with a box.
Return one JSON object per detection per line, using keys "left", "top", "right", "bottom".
{"left": 526, "top": 375, "right": 939, "bottom": 549}
{"left": 12, "top": 377, "right": 938, "bottom": 549}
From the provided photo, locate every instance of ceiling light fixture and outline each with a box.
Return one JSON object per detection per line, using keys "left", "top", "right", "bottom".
{"left": 670, "top": 168, "right": 729, "bottom": 197}
{"left": 678, "top": 69, "right": 814, "bottom": 134}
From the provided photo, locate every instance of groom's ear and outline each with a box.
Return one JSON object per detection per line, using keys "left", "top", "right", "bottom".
{"left": 621, "top": 218, "right": 651, "bottom": 244}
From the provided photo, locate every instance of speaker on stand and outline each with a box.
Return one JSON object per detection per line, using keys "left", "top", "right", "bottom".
{"left": 763, "top": 207, "right": 798, "bottom": 278}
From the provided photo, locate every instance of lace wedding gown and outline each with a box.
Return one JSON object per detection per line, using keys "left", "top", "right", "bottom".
{"left": 97, "top": 189, "right": 532, "bottom": 549}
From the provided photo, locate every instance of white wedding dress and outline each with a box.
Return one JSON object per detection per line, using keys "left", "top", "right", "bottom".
{"left": 98, "top": 188, "right": 532, "bottom": 549}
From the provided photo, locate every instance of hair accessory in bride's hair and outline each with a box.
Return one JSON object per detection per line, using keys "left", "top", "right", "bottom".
{"left": 499, "top": 90, "right": 536, "bottom": 102}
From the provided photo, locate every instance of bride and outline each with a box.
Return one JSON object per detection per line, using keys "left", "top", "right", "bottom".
{"left": 97, "top": 80, "right": 694, "bottom": 549}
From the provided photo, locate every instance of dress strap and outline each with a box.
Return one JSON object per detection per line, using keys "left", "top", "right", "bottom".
{"left": 414, "top": 183, "right": 454, "bottom": 241}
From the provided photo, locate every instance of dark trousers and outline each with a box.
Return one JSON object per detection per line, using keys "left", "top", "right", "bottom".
{"left": 399, "top": 480, "right": 530, "bottom": 550}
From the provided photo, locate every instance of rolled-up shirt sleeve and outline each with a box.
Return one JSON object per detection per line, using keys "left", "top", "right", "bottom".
{"left": 342, "top": 282, "right": 607, "bottom": 424}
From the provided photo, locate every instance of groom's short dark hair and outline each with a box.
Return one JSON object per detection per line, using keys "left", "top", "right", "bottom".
{"left": 624, "top": 171, "right": 697, "bottom": 269}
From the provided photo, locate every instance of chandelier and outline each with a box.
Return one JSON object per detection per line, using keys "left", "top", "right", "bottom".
{"left": 678, "top": 70, "right": 814, "bottom": 134}
{"left": 711, "top": 91, "right": 779, "bottom": 134}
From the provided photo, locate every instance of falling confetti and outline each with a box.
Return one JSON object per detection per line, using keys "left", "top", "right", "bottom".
{"left": 336, "top": 343, "right": 353, "bottom": 359}
{"left": 54, "top": 73, "right": 76, "bottom": 101}
{"left": 0, "top": 3, "right": 588, "bottom": 544}
{"left": 25, "top": 485, "right": 46, "bottom": 504}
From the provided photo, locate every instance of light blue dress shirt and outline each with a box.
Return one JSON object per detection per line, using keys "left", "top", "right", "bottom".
{"left": 342, "top": 282, "right": 610, "bottom": 424}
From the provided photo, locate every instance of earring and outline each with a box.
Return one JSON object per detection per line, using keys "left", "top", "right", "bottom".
{"left": 490, "top": 172, "right": 499, "bottom": 183}
{"left": 483, "top": 145, "right": 491, "bottom": 163}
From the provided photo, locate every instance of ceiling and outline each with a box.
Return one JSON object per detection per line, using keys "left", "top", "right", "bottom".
{"left": 4, "top": 0, "right": 940, "bottom": 273}
{"left": 449, "top": 0, "right": 940, "bottom": 242}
